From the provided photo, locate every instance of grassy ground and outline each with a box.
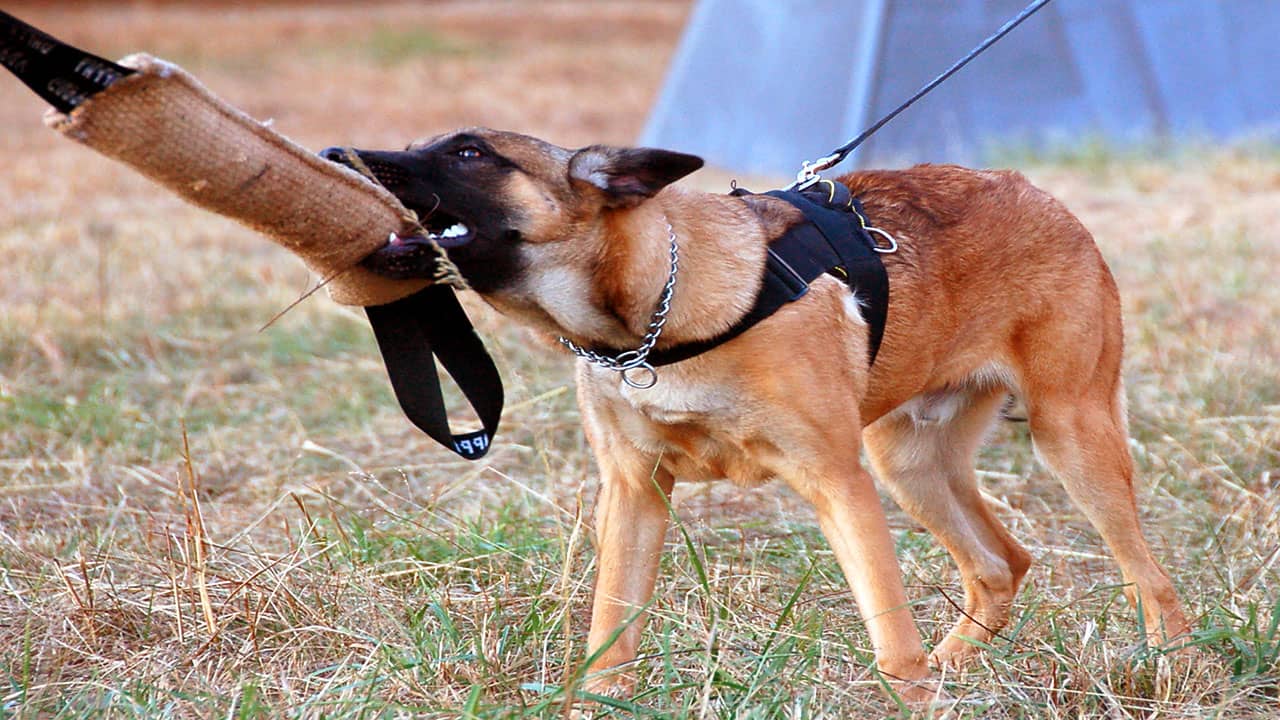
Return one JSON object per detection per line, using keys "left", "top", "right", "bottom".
{"left": 1, "top": 2, "right": 1277, "bottom": 717}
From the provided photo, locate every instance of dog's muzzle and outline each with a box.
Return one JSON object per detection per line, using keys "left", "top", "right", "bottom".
{"left": 319, "top": 146, "right": 476, "bottom": 279}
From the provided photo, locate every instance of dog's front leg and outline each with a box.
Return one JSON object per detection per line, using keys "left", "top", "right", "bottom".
{"left": 581, "top": 459, "right": 674, "bottom": 695}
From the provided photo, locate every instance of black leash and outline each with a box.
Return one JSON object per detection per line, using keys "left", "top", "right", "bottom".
{"left": 790, "top": 0, "right": 1054, "bottom": 188}
{"left": 0, "top": 10, "right": 501, "bottom": 460}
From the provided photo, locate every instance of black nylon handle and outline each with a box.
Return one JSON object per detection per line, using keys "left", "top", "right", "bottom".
{"left": 366, "top": 285, "right": 503, "bottom": 460}
{"left": 0, "top": 10, "right": 134, "bottom": 112}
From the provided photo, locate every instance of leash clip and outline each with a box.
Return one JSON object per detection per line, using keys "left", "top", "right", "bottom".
{"left": 789, "top": 152, "right": 841, "bottom": 191}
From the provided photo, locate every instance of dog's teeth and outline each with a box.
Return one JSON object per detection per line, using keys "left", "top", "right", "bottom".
{"left": 441, "top": 223, "right": 469, "bottom": 239}
{"left": 387, "top": 232, "right": 400, "bottom": 245}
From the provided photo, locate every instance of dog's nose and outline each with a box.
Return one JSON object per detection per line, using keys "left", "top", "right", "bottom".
{"left": 319, "top": 146, "right": 353, "bottom": 166}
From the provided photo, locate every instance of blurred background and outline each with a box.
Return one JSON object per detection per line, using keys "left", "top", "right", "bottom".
{"left": 647, "top": 0, "right": 1280, "bottom": 174}
{"left": 1, "top": 2, "right": 1277, "bottom": 717}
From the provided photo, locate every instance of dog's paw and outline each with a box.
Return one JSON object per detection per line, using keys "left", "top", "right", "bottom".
{"left": 890, "top": 676, "right": 954, "bottom": 717}
{"left": 568, "top": 672, "right": 635, "bottom": 718}
{"left": 928, "top": 635, "right": 984, "bottom": 672}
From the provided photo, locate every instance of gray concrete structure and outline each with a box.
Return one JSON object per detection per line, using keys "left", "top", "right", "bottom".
{"left": 641, "top": 0, "right": 1280, "bottom": 175}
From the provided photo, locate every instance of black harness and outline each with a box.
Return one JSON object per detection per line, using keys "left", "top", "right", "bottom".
{"left": 642, "top": 180, "right": 892, "bottom": 368}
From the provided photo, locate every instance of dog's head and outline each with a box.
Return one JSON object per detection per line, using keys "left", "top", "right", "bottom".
{"left": 321, "top": 128, "right": 703, "bottom": 299}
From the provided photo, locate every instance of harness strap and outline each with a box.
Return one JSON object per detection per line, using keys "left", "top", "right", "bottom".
{"left": 644, "top": 185, "right": 890, "bottom": 368}
{"left": 763, "top": 189, "right": 890, "bottom": 365}
{"left": 641, "top": 239, "right": 809, "bottom": 367}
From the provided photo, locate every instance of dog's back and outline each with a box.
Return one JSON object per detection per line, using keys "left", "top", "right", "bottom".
{"left": 843, "top": 165, "right": 1120, "bottom": 423}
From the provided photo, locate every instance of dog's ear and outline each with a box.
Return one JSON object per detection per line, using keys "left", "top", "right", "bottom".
{"left": 569, "top": 145, "right": 704, "bottom": 207}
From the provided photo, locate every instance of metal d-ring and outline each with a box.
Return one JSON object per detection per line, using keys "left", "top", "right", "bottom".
{"left": 867, "top": 225, "right": 898, "bottom": 253}
{"left": 621, "top": 364, "right": 658, "bottom": 389}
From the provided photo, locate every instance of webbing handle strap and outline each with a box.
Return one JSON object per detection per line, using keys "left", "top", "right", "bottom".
{"left": 0, "top": 10, "right": 133, "bottom": 112}
{"left": 764, "top": 189, "right": 890, "bottom": 364}
{"left": 366, "top": 286, "right": 502, "bottom": 460}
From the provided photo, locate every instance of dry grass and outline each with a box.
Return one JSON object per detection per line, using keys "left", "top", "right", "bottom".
{"left": 1, "top": 2, "right": 1277, "bottom": 717}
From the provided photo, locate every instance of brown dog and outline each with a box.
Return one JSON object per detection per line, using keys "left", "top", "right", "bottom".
{"left": 328, "top": 128, "right": 1191, "bottom": 700}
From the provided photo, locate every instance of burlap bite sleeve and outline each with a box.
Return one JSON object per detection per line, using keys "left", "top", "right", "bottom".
{"left": 43, "top": 53, "right": 460, "bottom": 306}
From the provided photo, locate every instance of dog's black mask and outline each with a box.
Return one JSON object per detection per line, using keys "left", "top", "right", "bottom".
{"left": 320, "top": 136, "right": 524, "bottom": 293}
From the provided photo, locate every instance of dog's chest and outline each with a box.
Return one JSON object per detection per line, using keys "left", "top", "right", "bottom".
{"left": 611, "top": 374, "right": 779, "bottom": 486}
{"left": 619, "top": 375, "right": 732, "bottom": 425}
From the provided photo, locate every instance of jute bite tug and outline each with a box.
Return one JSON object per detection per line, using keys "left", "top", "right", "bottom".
{"left": 2, "top": 10, "right": 502, "bottom": 459}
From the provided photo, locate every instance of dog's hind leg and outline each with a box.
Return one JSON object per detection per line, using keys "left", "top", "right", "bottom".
{"left": 1012, "top": 278, "right": 1191, "bottom": 645}
{"left": 1023, "top": 379, "right": 1191, "bottom": 644}
{"left": 864, "top": 384, "right": 1033, "bottom": 669}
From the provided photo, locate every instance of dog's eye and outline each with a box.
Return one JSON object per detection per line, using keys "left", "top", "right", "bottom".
{"left": 456, "top": 147, "right": 483, "bottom": 159}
